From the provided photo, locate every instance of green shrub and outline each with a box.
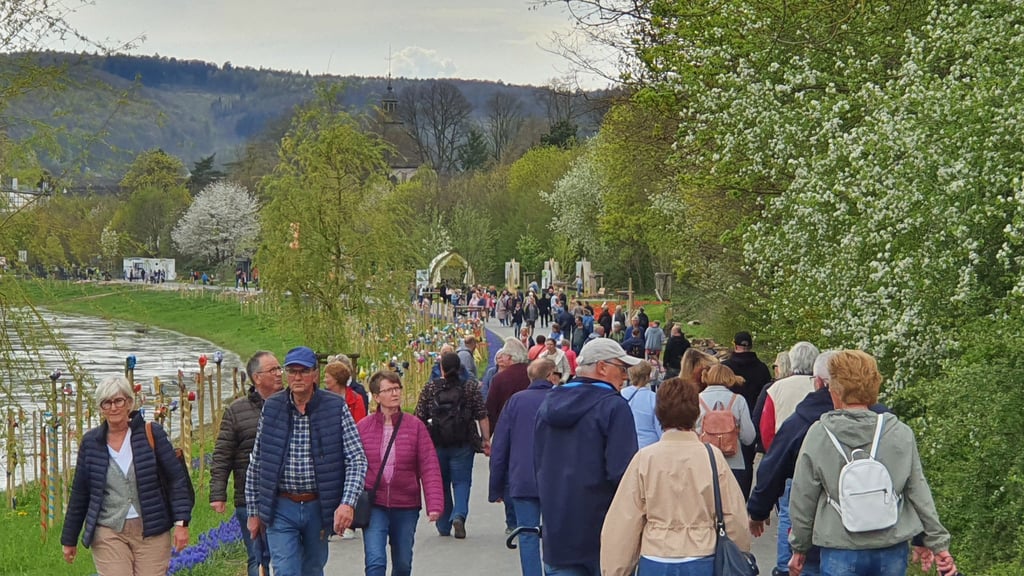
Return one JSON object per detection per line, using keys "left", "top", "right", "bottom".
{"left": 896, "top": 314, "right": 1024, "bottom": 574}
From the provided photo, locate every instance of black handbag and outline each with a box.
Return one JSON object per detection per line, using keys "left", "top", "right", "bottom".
{"left": 705, "top": 444, "right": 759, "bottom": 576}
{"left": 351, "top": 414, "right": 403, "bottom": 530}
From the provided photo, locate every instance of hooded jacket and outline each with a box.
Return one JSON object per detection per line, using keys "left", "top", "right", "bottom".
{"left": 723, "top": 351, "right": 772, "bottom": 411}
{"left": 789, "top": 410, "right": 951, "bottom": 553}
{"left": 534, "top": 377, "right": 638, "bottom": 567}
{"left": 489, "top": 379, "right": 553, "bottom": 501}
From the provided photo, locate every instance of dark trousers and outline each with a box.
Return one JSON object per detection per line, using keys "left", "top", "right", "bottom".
{"left": 740, "top": 442, "right": 756, "bottom": 499}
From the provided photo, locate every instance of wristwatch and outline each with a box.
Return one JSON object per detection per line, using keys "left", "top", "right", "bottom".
{"left": 174, "top": 520, "right": 189, "bottom": 528}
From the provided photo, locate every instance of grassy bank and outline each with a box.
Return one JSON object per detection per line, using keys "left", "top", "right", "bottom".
{"left": 0, "top": 432, "right": 246, "bottom": 576}
{"left": 13, "top": 280, "right": 301, "bottom": 360}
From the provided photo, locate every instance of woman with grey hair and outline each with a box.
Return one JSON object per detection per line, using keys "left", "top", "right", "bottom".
{"left": 761, "top": 341, "right": 820, "bottom": 452}
{"left": 62, "top": 375, "right": 193, "bottom": 574}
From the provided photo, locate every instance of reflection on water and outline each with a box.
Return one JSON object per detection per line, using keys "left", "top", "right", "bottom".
{"left": 1, "top": 311, "right": 244, "bottom": 488}
{"left": 7, "top": 310, "right": 243, "bottom": 410}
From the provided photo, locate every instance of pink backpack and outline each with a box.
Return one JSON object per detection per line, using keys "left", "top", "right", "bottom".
{"left": 699, "top": 396, "right": 740, "bottom": 456}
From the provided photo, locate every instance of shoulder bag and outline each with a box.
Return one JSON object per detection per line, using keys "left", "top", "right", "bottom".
{"left": 705, "top": 444, "right": 758, "bottom": 576}
{"left": 352, "top": 413, "right": 403, "bottom": 530}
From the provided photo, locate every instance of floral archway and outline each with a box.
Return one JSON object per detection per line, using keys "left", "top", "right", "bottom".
{"left": 428, "top": 251, "right": 475, "bottom": 286}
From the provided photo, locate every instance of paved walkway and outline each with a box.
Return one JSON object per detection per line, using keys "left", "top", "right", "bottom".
{"left": 324, "top": 320, "right": 781, "bottom": 574}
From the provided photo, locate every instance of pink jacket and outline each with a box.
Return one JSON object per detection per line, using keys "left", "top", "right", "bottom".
{"left": 357, "top": 411, "right": 444, "bottom": 514}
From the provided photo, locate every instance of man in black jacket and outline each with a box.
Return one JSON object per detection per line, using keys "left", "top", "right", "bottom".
{"left": 723, "top": 330, "right": 773, "bottom": 498}
{"left": 662, "top": 324, "right": 691, "bottom": 379}
{"left": 210, "top": 351, "right": 282, "bottom": 576}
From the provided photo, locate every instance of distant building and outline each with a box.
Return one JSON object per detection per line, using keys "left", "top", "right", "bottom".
{"left": 123, "top": 257, "right": 176, "bottom": 281}
{"left": 0, "top": 176, "right": 51, "bottom": 211}
{"left": 377, "top": 76, "right": 423, "bottom": 183}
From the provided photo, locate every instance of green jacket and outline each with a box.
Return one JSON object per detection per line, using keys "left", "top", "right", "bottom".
{"left": 789, "top": 410, "right": 951, "bottom": 553}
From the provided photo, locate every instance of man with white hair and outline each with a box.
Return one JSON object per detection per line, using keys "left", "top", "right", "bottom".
{"left": 485, "top": 337, "right": 532, "bottom": 533}
{"left": 750, "top": 349, "right": 834, "bottom": 576}
{"left": 759, "top": 341, "right": 819, "bottom": 453}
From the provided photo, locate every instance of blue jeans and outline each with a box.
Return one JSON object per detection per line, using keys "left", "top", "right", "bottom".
{"left": 363, "top": 507, "right": 420, "bottom": 576}
{"left": 234, "top": 507, "right": 271, "bottom": 576}
{"left": 637, "top": 556, "right": 713, "bottom": 576}
{"left": 544, "top": 560, "right": 600, "bottom": 576}
{"left": 820, "top": 542, "right": 908, "bottom": 576}
{"left": 436, "top": 444, "right": 475, "bottom": 535}
{"left": 777, "top": 479, "right": 792, "bottom": 572}
{"left": 266, "top": 496, "right": 329, "bottom": 576}
{"left": 511, "top": 497, "right": 542, "bottom": 576}
{"left": 504, "top": 485, "right": 518, "bottom": 531}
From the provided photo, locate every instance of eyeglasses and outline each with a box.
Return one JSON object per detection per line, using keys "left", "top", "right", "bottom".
{"left": 377, "top": 387, "right": 402, "bottom": 395}
{"left": 258, "top": 366, "right": 283, "bottom": 375}
{"left": 286, "top": 367, "right": 316, "bottom": 377}
{"left": 100, "top": 397, "right": 129, "bottom": 410}
{"left": 604, "top": 360, "right": 630, "bottom": 375}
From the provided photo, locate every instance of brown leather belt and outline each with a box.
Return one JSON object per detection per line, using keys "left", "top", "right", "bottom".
{"left": 279, "top": 492, "right": 318, "bottom": 503}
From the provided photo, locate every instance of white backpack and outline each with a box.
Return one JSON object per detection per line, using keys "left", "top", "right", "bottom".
{"left": 821, "top": 413, "right": 900, "bottom": 533}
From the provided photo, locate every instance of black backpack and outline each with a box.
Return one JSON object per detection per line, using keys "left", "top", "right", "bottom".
{"left": 429, "top": 379, "right": 471, "bottom": 447}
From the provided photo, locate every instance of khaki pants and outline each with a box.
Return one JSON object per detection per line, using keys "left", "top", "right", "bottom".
{"left": 92, "top": 518, "right": 172, "bottom": 576}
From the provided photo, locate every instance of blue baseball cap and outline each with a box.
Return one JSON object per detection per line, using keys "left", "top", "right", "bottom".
{"left": 284, "top": 346, "right": 317, "bottom": 368}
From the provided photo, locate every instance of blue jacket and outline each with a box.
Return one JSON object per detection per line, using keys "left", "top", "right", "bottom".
{"left": 62, "top": 411, "right": 192, "bottom": 548}
{"left": 488, "top": 380, "right": 552, "bottom": 501}
{"left": 534, "top": 377, "right": 638, "bottom": 566}
{"left": 748, "top": 387, "right": 889, "bottom": 521}
{"left": 429, "top": 361, "right": 473, "bottom": 384}
{"left": 254, "top": 389, "right": 352, "bottom": 532}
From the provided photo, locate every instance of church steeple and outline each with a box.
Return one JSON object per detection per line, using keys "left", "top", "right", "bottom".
{"left": 382, "top": 47, "right": 398, "bottom": 118}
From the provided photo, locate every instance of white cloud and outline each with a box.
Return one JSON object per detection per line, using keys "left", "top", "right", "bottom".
{"left": 391, "top": 46, "right": 457, "bottom": 79}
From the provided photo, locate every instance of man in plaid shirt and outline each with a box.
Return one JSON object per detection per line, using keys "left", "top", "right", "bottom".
{"left": 246, "top": 346, "right": 367, "bottom": 576}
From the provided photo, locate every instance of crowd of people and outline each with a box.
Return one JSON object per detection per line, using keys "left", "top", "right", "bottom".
{"left": 59, "top": 303, "right": 961, "bottom": 576}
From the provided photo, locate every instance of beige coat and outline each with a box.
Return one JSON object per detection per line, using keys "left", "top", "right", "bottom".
{"left": 600, "top": 429, "right": 751, "bottom": 576}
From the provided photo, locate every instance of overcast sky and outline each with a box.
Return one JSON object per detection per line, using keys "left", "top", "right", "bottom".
{"left": 60, "top": 0, "right": 605, "bottom": 87}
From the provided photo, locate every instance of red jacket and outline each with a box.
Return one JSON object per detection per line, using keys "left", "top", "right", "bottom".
{"left": 357, "top": 412, "right": 443, "bottom": 514}
{"left": 346, "top": 388, "right": 367, "bottom": 423}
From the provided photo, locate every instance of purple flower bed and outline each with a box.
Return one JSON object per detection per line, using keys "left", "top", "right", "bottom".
{"left": 167, "top": 516, "right": 243, "bottom": 574}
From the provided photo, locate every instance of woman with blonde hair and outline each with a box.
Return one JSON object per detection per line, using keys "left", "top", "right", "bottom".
{"left": 681, "top": 348, "right": 719, "bottom": 391}
{"left": 620, "top": 361, "right": 661, "bottom": 449}
{"left": 601, "top": 377, "right": 750, "bottom": 576}
{"left": 696, "top": 364, "right": 756, "bottom": 495}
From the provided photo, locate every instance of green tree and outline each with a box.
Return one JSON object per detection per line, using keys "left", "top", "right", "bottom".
{"left": 259, "top": 87, "right": 414, "bottom": 352}
{"left": 457, "top": 127, "right": 490, "bottom": 172}
{"left": 540, "top": 119, "right": 578, "bottom": 149}
{"left": 119, "top": 149, "right": 187, "bottom": 196}
{"left": 447, "top": 206, "right": 497, "bottom": 283}
{"left": 111, "top": 185, "right": 192, "bottom": 257}
{"left": 187, "top": 154, "right": 226, "bottom": 195}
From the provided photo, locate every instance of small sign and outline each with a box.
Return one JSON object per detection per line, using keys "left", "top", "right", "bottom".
{"left": 17, "top": 250, "right": 26, "bottom": 263}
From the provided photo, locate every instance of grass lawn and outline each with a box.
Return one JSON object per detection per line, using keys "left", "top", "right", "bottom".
{"left": 0, "top": 432, "right": 247, "bottom": 576}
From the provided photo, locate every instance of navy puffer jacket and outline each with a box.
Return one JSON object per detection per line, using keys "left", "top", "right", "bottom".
{"left": 254, "top": 389, "right": 350, "bottom": 532}
{"left": 61, "top": 411, "right": 193, "bottom": 548}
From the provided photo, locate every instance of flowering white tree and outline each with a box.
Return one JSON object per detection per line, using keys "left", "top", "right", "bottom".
{"left": 541, "top": 140, "right": 606, "bottom": 259}
{"left": 171, "top": 181, "right": 259, "bottom": 265}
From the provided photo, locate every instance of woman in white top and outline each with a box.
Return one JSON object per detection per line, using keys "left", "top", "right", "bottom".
{"left": 537, "top": 338, "right": 570, "bottom": 383}
{"left": 696, "top": 364, "right": 755, "bottom": 497}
